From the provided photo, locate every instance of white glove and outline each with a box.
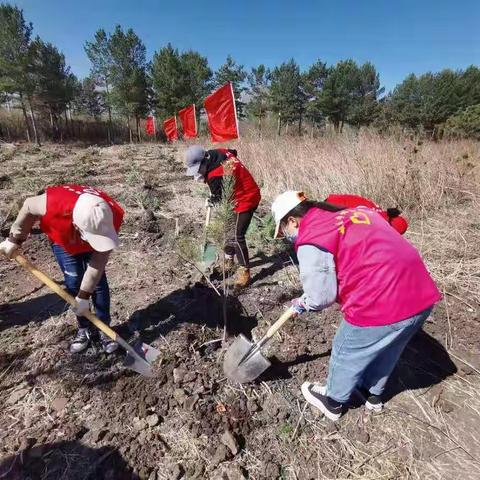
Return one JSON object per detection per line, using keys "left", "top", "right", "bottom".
{"left": 0, "top": 239, "right": 20, "bottom": 259}
{"left": 71, "top": 297, "right": 90, "bottom": 316}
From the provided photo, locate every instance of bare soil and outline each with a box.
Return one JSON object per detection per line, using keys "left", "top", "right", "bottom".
{"left": 1, "top": 143, "right": 479, "bottom": 480}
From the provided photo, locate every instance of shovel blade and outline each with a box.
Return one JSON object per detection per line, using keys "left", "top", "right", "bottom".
{"left": 197, "top": 243, "right": 217, "bottom": 272}
{"left": 223, "top": 334, "right": 271, "bottom": 383}
{"left": 124, "top": 341, "right": 161, "bottom": 377}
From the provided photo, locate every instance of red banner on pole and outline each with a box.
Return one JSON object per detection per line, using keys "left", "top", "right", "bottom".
{"left": 178, "top": 104, "right": 197, "bottom": 138}
{"left": 204, "top": 82, "right": 239, "bottom": 142}
{"left": 145, "top": 116, "right": 155, "bottom": 136}
{"left": 163, "top": 116, "right": 178, "bottom": 142}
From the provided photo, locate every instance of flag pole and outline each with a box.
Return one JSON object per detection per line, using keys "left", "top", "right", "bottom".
{"left": 193, "top": 104, "right": 197, "bottom": 138}
{"left": 230, "top": 82, "right": 240, "bottom": 139}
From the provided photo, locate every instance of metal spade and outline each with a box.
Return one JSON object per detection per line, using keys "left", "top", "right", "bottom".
{"left": 13, "top": 254, "right": 160, "bottom": 377}
{"left": 223, "top": 308, "right": 295, "bottom": 383}
{"left": 198, "top": 206, "right": 217, "bottom": 271}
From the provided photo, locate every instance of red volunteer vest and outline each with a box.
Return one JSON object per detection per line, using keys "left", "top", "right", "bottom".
{"left": 295, "top": 207, "right": 441, "bottom": 327}
{"left": 326, "top": 194, "right": 408, "bottom": 235}
{"left": 207, "top": 150, "right": 261, "bottom": 213}
{"left": 40, "top": 185, "right": 124, "bottom": 255}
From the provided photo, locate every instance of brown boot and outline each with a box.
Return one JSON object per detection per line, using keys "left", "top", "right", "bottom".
{"left": 232, "top": 266, "right": 251, "bottom": 289}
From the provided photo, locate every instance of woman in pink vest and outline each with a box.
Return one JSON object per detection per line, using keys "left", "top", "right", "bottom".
{"left": 271, "top": 191, "right": 441, "bottom": 421}
{"left": 0, "top": 185, "right": 124, "bottom": 354}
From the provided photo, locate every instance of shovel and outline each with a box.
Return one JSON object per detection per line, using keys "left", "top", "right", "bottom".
{"left": 13, "top": 254, "right": 160, "bottom": 377}
{"left": 198, "top": 205, "right": 217, "bottom": 271}
{"left": 223, "top": 308, "right": 295, "bottom": 383}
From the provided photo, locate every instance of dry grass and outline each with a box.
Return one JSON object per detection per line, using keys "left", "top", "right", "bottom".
{"left": 233, "top": 131, "right": 480, "bottom": 213}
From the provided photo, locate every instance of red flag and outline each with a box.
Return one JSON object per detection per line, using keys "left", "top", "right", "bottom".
{"left": 178, "top": 104, "right": 197, "bottom": 138}
{"left": 145, "top": 116, "right": 156, "bottom": 136}
{"left": 204, "top": 82, "right": 239, "bottom": 142}
{"left": 163, "top": 116, "right": 178, "bottom": 142}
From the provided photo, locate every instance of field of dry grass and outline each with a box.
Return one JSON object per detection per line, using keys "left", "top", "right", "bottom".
{"left": 1, "top": 133, "right": 480, "bottom": 479}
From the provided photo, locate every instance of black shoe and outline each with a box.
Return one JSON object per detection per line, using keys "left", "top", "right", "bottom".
{"left": 301, "top": 382, "right": 343, "bottom": 421}
{"left": 100, "top": 333, "right": 119, "bottom": 354}
{"left": 70, "top": 328, "right": 91, "bottom": 353}
{"left": 355, "top": 387, "right": 384, "bottom": 412}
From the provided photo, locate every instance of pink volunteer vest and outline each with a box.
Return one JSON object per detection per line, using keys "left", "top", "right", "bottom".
{"left": 295, "top": 207, "right": 441, "bottom": 327}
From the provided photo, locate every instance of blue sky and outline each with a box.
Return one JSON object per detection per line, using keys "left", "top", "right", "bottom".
{"left": 12, "top": 0, "right": 480, "bottom": 92}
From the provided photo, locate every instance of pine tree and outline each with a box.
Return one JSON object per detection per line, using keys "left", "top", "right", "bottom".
{"left": 246, "top": 64, "right": 270, "bottom": 130}
{"left": 0, "top": 4, "right": 34, "bottom": 141}
{"left": 269, "top": 59, "right": 306, "bottom": 134}
{"left": 108, "top": 25, "right": 149, "bottom": 142}
{"left": 85, "top": 29, "right": 115, "bottom": 142}
{"left": 214, "top": 55, "right": 247, "bottom": 117}
{"left": 151, "top": 45, "right": 212, "bottom": 120}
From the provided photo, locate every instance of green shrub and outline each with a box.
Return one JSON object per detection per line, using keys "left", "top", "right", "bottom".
{"left": 444, "top": 104, "right": 480, "bottom": 140}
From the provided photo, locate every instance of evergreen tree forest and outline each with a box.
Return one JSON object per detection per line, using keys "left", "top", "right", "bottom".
{"left": 1, "top": 3, "right": 479, "bottom": 143}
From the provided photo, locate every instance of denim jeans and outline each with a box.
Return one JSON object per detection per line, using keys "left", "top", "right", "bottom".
{"left": 52, "top": 244, "right": 111, "bottom": 330}
{"left": 326, "top": 306, "right": 433, "bottom": 403}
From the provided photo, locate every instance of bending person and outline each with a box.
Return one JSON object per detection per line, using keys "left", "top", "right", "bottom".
{"left": 0, "top": 184, "right": 124, "bottom": 354}
{"left": 185, "top": 146, "right": 261, "bottom": 289}
{"left": 271, "top": 191, "right": 441, "bottom": 421}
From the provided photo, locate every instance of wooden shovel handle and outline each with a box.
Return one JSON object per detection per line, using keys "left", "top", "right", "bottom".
{"left": 14, "top": 254, "right": 119, "bottom": 343}
{"left": 205, "top": 205, "right": 212, "bottom": 227}
{"left": 264, "top": 308, "right": 295, "bottom": 340}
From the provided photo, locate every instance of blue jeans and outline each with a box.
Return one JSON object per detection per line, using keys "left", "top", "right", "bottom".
{"left": 326, "top": 307, "right": 433, "bottom": 403}
{"left": 52, "top": 244, "right": 111, "bottom": 330}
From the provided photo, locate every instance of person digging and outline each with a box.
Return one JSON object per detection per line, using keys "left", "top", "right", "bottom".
{"left": 0, "top": 184, "right": 124, "bottom": 354}
{"left": 185, "top": 145, "right": 261, "bottom": 289}
{"left": 271, "top": 191, "right": 441, "bottom": 421}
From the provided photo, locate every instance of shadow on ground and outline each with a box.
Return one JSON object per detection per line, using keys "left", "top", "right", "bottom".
{"left": 0, "top": 440, "right": 138, "bottom": 480}
{"left": 125, "top": 284, "right": 258, "bottom": 343}
{"left": 347, "top": 329, "right": 458, "bottom": 408}
{"left": 0, "top": 293, "right": 66, "bottom": 332}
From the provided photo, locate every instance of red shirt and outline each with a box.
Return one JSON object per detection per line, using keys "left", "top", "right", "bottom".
{"left": 40, "top": 185, "right": 124, "bottom": 255}
{"left": 207, "top": 151, "right": 261, "bottom": 213}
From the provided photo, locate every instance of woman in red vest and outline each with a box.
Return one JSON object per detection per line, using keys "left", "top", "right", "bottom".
{"left": 271, "top": 191, "right": 441, "bottom": 421}
{"left": 0, "top": 185, "right": 124, "bottom": 354}
{"left": 185, "top": 146, "right": 261, "bottom": 289}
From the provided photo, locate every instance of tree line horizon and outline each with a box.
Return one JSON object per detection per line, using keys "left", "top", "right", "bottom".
{"left": 1, "top": 3, "right": 479, "bottom": 144}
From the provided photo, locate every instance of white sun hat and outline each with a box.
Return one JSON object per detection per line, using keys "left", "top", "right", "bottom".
{"left": 72, "top": 193, "right": 119, "bottom": 252}
{"left": 271, "top": 191, "right": 307, "bottom": 238}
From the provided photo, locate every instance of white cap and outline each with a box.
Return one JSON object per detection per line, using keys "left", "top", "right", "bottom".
{"left": 72, "top": 193, "right": 119, "bottom": 252}
{"left": 271, "top": 191, "right": 307, "bottom": 238}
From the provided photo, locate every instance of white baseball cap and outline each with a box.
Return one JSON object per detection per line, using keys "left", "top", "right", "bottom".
{"left": 271, "top": 191, "right": 307, "bottom": 238}
{"left": 72, "top": 193, "right": 119, "bottom": 251}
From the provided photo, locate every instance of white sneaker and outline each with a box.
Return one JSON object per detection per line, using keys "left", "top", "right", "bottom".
{"left": 301, "top": 382, "right": 343, "bottom": 421}
{"left": 355, "top": 388, "right": 384, "bottom": 412}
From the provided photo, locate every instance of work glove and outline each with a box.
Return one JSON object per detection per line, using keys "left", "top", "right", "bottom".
{"left": 291, "top": 297, "right": 307, "bottom": 316}
{"left": 71, "top": 297, "right": 90, "bottom": 316}
{"left": 0, "top": 238, "right": 20, "bottom": 259}
{"left": 204, "top": 197, "right": 214, "bottom": 208}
